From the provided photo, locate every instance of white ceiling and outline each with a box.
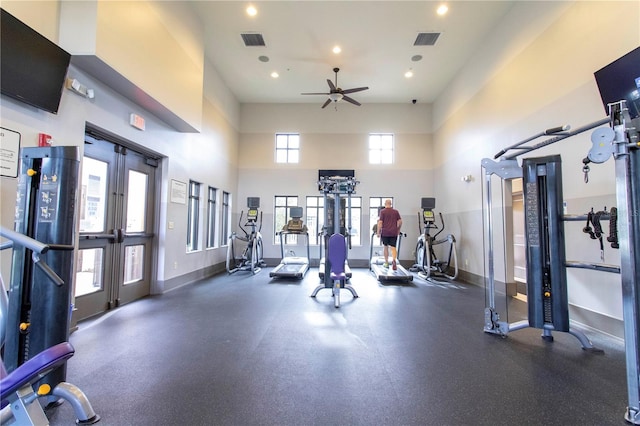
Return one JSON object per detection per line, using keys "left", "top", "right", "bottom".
{"left": 190, "top": 1, "right": 519, "bottom": 106}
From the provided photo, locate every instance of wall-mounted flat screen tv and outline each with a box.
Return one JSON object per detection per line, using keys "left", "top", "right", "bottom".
{"left": 1, "top": 8, "right": 71, "bottom": 114}
{"left": 594, "top": 46, "right": 640, "bottom": 120}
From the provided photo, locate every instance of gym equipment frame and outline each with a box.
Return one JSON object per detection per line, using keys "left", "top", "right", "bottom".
{"left": 369, "top": 228, "right": 413, "bottom": 283}
{"left": 226, "top": 197, "right": 266, "bottom": 275}
{"left": 270, "top": 206, "right": 310, "bottom": 279}
{"left": 410, "top": 197, "right": 458, "bottom": 282}
{"left": 311, "top": 174, "right": 359, "bottom": 304}
{"left": 1, "top": 227, "right": 99, "bottom": 425}
{"left": 482, "top": 100, "right": 640, "bottom": 424}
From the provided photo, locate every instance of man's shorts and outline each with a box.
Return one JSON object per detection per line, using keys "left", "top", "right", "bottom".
{"left": 381, "top": 236, "right": 397, "bottom": 247}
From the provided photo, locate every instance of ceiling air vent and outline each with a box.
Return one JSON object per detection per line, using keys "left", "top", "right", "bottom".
{"left": 414, "top": 32, "right": 440, "bottom": 46}
{"left": 241, "top": 33, "right": 266, "bottom": 47}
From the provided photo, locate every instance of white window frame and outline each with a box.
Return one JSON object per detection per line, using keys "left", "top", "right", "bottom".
{"left": 187, "top": 180, "right": 201, "bottom": 252}
{"left": 275, "top": 133, "right": 300, "bottom": 163}
{"left": 369, "top": 133, "right": 394, "bottom": 164}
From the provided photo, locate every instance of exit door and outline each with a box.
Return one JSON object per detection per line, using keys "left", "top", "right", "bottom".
{"left": 74, "top": 132, "right": 157, "bottom": 321}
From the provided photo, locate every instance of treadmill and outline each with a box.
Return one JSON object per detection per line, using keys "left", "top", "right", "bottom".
{"left": 270, "top": 207, "right": 310, "bottom": 279}
{"left": 369, "top": 225, "right": 413, "bottom": 283}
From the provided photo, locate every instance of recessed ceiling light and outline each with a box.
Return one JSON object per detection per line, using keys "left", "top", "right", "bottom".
{"left": 258, "top": 55, "right": 270, "bottom": 62}
{"left": 333, "top": 46, "right": 341, "bottom": 54}
{"left": 246, "top": 5, "right": 257, "bottom": 16}
{"left": 271, "top": 72, "right": 279, "bottom": 78}
{"left": 411, "top": 55, "right": 423, "bottom": 62}
{"left": 405, "top": 70, "right": 414, "bottom": 78}
{"left": 437, "top": 4, "right": 448, "bottom": 16}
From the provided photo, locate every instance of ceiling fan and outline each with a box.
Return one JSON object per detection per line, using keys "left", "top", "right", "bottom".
{"left": 301, "top": 67, "right": 369, "bottom": 108}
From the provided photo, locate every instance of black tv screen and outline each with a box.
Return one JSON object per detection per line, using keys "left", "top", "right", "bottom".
{"left": 1, "top": 8, "right": 71, "bottom": 114}
{"left": 594, "top": 46, "right": 640, "bottom": 119}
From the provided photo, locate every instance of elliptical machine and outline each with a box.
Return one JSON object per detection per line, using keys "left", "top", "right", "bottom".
{"left": 226, "top": 197, "right": 266, "bottom": 275}
{"left": 410, "top": 197, "right": 458, "bottom": 281}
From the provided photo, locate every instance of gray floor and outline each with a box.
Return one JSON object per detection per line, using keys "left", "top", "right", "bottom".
{"left": 48, "top": 268, "right": 629, "bottom": 426}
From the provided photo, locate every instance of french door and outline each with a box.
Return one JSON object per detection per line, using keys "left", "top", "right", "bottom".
{"left": 74, "top": 132, "right": 157, "bottom": 321}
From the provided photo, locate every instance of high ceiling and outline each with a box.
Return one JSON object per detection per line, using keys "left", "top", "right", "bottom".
{"left": 190, "top": 1, "right": 520, "bottom": 106}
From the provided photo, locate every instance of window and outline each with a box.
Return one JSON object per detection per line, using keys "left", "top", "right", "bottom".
{"left": 221, "top": 191, "right": 230, "bottom": 246}
{"left": 369, "top": 197, "right": 393, "bottom": 247}
{"left": 206, "top": 186, "right": 217, "bottom": 249}
{"left": 369, "top": 133, "right": 394, "bottom": 164}
{"left": 275, "top": 133, "right": 300, "bottom": 163}
{"left": 306, "top": 196, "right": 324, "bottom": 246}
{"left": 187, "top": 180, "right": 201, "bottom": 252}
{"left": 348, "top": 197, "right": 362, "bottom": 247}
{"left": 274, "top": 196, "right": 298, "bottom": 244}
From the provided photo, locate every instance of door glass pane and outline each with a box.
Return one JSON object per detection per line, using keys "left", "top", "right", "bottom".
{"left": 124, "top": 245, "right": 144, "bottom": 284}
{"left": 75, "top": 248, "right": 104, "bottom": 296}
{"left": 80, "top": 157, "right": 108, "bottom": 233}
{"left": 126, "top": 170, "right": 148, "bottom": 232}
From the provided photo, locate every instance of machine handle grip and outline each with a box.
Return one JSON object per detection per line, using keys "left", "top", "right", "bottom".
{"left": 33, "top": 255, "right": 64, "bottom": 287}
{"left": 493, "top": 149, "right": 507, "bottom": 159}
{"left": 544, "top": 125, "right": 570, "bottom": 135}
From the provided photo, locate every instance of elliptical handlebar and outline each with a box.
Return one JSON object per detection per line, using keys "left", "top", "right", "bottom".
{"left": 236, "top": 210, "right": 247, "bottom": 237}
{"left": 434, "top": 212, "right": 445, "bottom": 239}
{"left": 417, "top": 210, "right": 447, "bottom": 239}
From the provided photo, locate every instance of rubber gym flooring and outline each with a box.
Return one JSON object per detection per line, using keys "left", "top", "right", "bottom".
{"left": 48, "top": 268, "right": 628, "bottom": 426}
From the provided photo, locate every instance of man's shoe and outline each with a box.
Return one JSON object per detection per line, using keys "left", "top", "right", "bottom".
{"left": 392, "top": 260, "right": 397, "bottom": 271}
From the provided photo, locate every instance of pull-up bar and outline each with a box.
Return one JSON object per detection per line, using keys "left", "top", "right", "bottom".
{"left": 493, "top": 118, "right": 610, "bottom": 161}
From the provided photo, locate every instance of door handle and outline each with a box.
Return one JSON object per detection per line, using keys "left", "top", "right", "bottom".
{"left": 80, "top": 232, "right": 118, "bottom": 241}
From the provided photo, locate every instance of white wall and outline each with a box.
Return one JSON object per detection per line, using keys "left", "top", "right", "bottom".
{"left": 432, "top": 1, "right": 639, "bottom": 325}
{"left": 0, "top": 2, "right": 240, "bottom": 294}
{"left": 237, "top": 103, "right": 433, "bottom": 262}
{"left": 58, "top": 0, "right": 204, "bottom": 132}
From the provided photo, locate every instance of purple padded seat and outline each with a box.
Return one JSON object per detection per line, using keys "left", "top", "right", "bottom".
{"left": 1, "top": 342, "right": 74, "bottom": 401}
{"left": 327, "top": 233, "right": 347, "bottom": 281}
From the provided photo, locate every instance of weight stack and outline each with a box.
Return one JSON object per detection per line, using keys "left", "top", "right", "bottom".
{"left": 522, "top": 155, "right": 569, "bottom": 332}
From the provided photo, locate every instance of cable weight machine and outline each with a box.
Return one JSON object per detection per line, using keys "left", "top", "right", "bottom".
{"left": 311, "top": 173, "right": 359, "bottom": 305}
{"left": 481, "top": 100, "right": 640, "bottom": 424}
{"left": 3, "top": 146, "right": 99, "bottom": 423}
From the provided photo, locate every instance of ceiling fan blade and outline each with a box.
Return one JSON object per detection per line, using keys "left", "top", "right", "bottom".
{"left": 342, "top": 95, "right": 361, "bottom": 106}
{"left": 327, "top": 79, "right": 336, "bottom": 91}
{"left": 301, "top": 92, "right": 330, "bottom": 95}
{"left": 321, "top": 98, "right": 332, "bottom": 108}
{"left": 341, "top": 86, "right": 369, "bottom": 95}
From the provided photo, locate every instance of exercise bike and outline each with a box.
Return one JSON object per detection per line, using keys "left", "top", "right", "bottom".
{"left": 0, "top": 226, "right": 99, "bottom": 425}
{"left": 410, "top": 197, "right": 458, "bottom": 281}
{"left": 226, "top": 198, "right": 266, "bottom": 275}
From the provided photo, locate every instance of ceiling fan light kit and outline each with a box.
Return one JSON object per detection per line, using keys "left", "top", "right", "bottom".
{"left": 301, "top": 67, "right": 369, "bottom": 108}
